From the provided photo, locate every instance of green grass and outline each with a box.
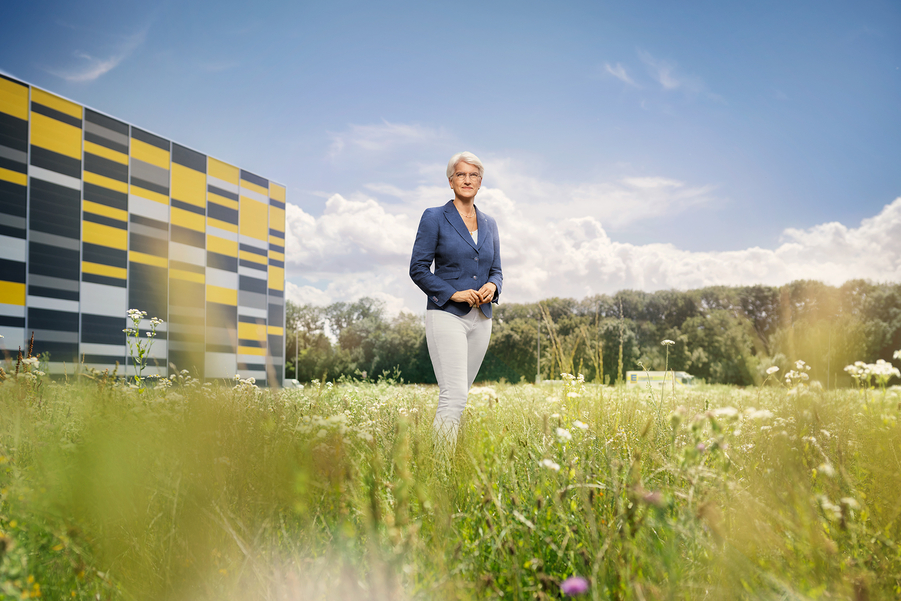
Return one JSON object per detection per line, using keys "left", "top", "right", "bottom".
{"left": 1, "top": 371, "right": 901, "bottom": 600}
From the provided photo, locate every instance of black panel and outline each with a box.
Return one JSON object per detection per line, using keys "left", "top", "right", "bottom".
{"left": 172, "top": 144, "right": 206, "bottom": 173}
{"left": 29, "top": 178, "right": 81, "bottom": 238}
{"left": 130, "top": 214, "right": 168, "bottom": 230}
{"left": 208, "top": 185, "right": 238, "bottom": 201}
{"left": 28, "top": 285, "right": 79, "bottom": 301}
{"left": 169, "top": 280, "right": 204, "bottom": 308}
{"left": 206, "top": 344, "right": 236, "bottom": 353}
{"left": 29, "top": 340, "right": 78, "bottom": 361}
{"left": 170, "top": 225, "right": 204, "bottom": 248}
{"left": 268, "top": 259, "right": 284, "bottom": 268}
{"left": 28, "top": 307, "right": 79, "bottom": 331}
{"left": 240, "top": 170, "right": 267, "bottom": 188}
{"left": 238, "top": 315, "right": 265, "bottom": 324}
{"left": 239, "top": 259, "right": 267, "bottom": 271}
{"left": 84, "top": 152, "right": 128, "bottom": 182}
{"left": 84, "top": 131, "right": 128, "bottom": 155}
{"left": 207, "top": 302, "right": 238, "bottom": 323}
{"left": 270, "top": 199, "right": 285, "bottom": 210}
{"left": 0, "top": 155, "right": 27, "bottom": 174}
{"left": 0, "top": 112, "right": 28, "bottom": 153}
{"left": 237, "top": 339, "right": 264, "bottom": 348}
{"left": 83, "top": 243, "right": 127, "bottom": 267}
{"left": 83, "top": 211, "right": 127, "bottom": 230}
{"left": 171, "top": 198, "right": 205, "bottom": 215}
{"left": 268, "top": 288, "right": 284, "bottom": 298}
{"left": 81, "top": 354, "right": 127, "bottom": 365}
{"left": 268, "top": 303, "right": 284, "bottom": 327}
{"left": 0, "top": 223, "right": 25, "bottom": 239}
{"left": 131, "top": 127, "right": 170, "bottom": 151}
{"left": 31, "top": 102, "right": 82, "bottom": 128}
{"left": 269, "top": 243, "right": 284, "bottom": 253}
{"left": 207, "top": 252, "right": 237, "bottom": 272}
{"left": 0, "top": 258, "right": 25, "bottom": 283}
{"left": 239, "top": 243, "right": 267, "bottom": 256}
{"left": 30, "top": 147, "right": 81, "bottom": 179}
{"left": 0, "top": 179, "right": 27, "bottom": 217}
{"left": 207, "top": 202, "right": 238, "bottom": 224}
{"left": 269, "top": 228, "right": 285, "bottom": 239}
{"left": 130, "top": 233, "right": 168, "bottom": 257}
{"left": 84, "top": 182, "right": 128, "bottom": 211}
{"left": 28, "top": 243, "right": 79, "bottom": 279}
{"left": 168, "top": 351, "right": 203, "bottom": 376}
{"left": 237, "top": 362, "right": 265, "bottom": 371}
{"left": 81, "top": 313, "right": 126, "bottom": 345}
{"left": 128, "top": 263, "right": 168, "bottom": 320}
{"left": 0, "top": 315, "right": 25, "bottom": 328}
{"left": 268, "top": 335, "right": 283, "bottom": 357}
{"left": 81, "top": 272, "right": 127, "bottom": 287}
{"left": 238, "top": 276, "right": 267, "bottom": 294}
{"left": 85, "top": 108, "right": 128, "bottom": 135}
{"left": 131, "top": 177, "right": 169, "bottom": 197}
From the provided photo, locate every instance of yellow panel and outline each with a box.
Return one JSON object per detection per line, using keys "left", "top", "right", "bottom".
{"left": 82, "top": 262, "right": 127, "bottom": 279}
{"left": 83, "top": 200, "right": 127, "bottom": 222}
{"left": 170, "top": 269, "right": 205, "bottom": 284}
{"left": 84, "top": 140, "right": 128, "bottom": 165}
{"left": 83, "top": 221, "right": 127, "bottom": 250}
{"left": 267, "top": 325, "right": 284, "bottom": 336}
{"left": 208, "top": 157, "right": 239, "bottom": 184}
{"left": 269, "top": 250, "right": 285, "bottom": 262}
{"left": 31, "top": 113, "right": 81, "bottom": 159}
{"left": 239, "top": 250, "right": 267, "bottom": 265}
{"left": 208, "top": 236, "right": 238, "bottom": 256}
{"left": 32, "top": 88, "right": 82, "bottom": 119}
{"left": 0, "top": 167, "right": 26, "bottom": 187}
{"left": 0, "top": 281, "right": 26, "bottom": 306}
{"left": 207, "top": 217, "right": 238, "bottom": 233}
{"left": 130, "top": 251, "right": 168, "bottom": 267}
{"left": 171, "top": 207, "right": 205, "bottom": 231}
{"left": 269, "top": 206, "right": 285, "bottom": 232}
{"left": 130, "top": 139, "right": 170, "bottom": 170}
{"left": 269, "top": 234, "right": 285, "bottom": 245}
{"left": 268, "top": 266, "right": 284, "bottom": 290}
{"left": 131, "top": 184, "right": 169, "bottom": 205}
{"left": 0, "top": 78, "right": 28, "bottom": 121}
{"left": 84, "top": 170, "right": 128, "bottom": 194}
{"left": 206, "top": 285, "right": 237, "bottom": 306}
{"left": 238, "top": 346, "right": 267, "bottom": 356}
{"left": 239, "top": 197, "right": 268, "bottom": 240}
{"left": 238, "top": 322, "right": 267, "bottom": 340}
{"left": 240, "top": 179, "right": 268, "bottom": 197}
{"left": 171, "top": 163, "right": 206, "bottom": 206}
{"left": 208, "top": 193, "right": 238, "bottom": 210}
{"left": 269, "top": 183, "right": 286, "bottom": 202}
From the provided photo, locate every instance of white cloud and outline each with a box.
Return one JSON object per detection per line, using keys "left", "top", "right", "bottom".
{"left": 636, "top": 50, "right": 723, "bottom": 103}
{"left": 328, "top": 120, "right": 447, "bottom": 157}
{"left": 604, "top": 62, "right": 638, "bottom": 87}
{"left": 47, "top": 30, "right": 146, "bottom": 83}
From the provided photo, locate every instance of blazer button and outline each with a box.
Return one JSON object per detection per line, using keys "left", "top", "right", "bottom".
{"left": 474, "top": 257, "right": 478, "bottom": 261}
{"left": 472, "top": 275, "right": 477, "bottom": 279}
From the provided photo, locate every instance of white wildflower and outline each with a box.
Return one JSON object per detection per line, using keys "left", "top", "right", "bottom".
{"left": 745, "top": 408, "right": 774, "bottom": 420}
{"left": 539, "top": 459, "right": 560, "bottom": 472}
{"left": 661, "top": 339, "right": 675, "bottom": 346}
{"left": 712, "top": 406, "right": 739, "bottom": 418}
{"left": 840, "top": 497, "right": 860, "bottom": 510}
{"left": 817, "top": 463, "right": 836, "bottom": 478}
{"left": 766, "top": 366, "right": 780, "bottom": 375}
{"left": 556, "top": 427, "right": 572, "bottom": 442}
{"left": 572, "top": 420, "right": 588, "bottom": 430}
{"left": 566, "top": 391, "right": 581, "bottom": 398}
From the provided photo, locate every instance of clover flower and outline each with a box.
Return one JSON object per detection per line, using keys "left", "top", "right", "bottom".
{"left": 560, "top": 576, "right": 589, "bottom": 596}
{"left": 894, "top": 349, "right": 901, "bottom": 361}
{"left": 539, "top": 459, "right": 560, "bottom": 472}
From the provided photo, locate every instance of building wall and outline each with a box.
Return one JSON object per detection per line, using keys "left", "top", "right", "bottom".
{"left": 0, "top": 74, "right": 286, "bottom": 386}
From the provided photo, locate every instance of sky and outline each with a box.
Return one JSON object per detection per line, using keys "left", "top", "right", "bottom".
{"left": 2, "top": 0, "right": 900, "bottom": 316}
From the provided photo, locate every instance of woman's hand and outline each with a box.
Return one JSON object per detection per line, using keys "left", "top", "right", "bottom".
{"left": 477, "top": 282, "right": 497, "bottom": 305}
{"left": 450, "top": 289, "right": 482, "bottom": 307}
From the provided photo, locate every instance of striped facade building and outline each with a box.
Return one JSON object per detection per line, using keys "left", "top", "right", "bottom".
{"left": 0, "top": 74, "right": 286, "bottom": 385}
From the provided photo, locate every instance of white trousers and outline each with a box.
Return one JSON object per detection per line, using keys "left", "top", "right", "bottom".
{"left": 426, "top": 306, "right": 492, "bottom": 446}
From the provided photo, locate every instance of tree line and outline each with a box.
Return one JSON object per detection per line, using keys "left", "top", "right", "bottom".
{"left": 285, "top": 280, "right": 901, "bottom": 387}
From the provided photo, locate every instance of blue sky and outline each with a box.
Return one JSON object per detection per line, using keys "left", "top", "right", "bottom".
{"left": 2, "top": 0, "right": 900, "bottom": 314}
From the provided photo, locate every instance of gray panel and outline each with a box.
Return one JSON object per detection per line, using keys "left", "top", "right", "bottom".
{"left": 0, "top": 145, "right": 27, "bottom": 164}
{"left": 29, "top": 274, "right": 81, "bottom": 291}
{"left": 30, "top": 329, "right": 78, "bottom": 343}
{"left": 130, "top": 158, "right": 170, "bottom": 188}
{"left": 238, "top": 290, "right": 267, "bottom": 310}
{"left": 30, "top": 230, "right": 81, "bottom": 250}
{"left": 206, "top": 327, "right": 235, "bottom": 346}
{"left": 169, "top": 306, "right": 205, "bottom": 318}
{"left": 130, "top": 222, "right": 169, "bottom": 239}
{"left": 84, "top": 121, "right": 129, "bottom": 148}
{"left": 0, "top": 214, "right": 26, "bottom": 229}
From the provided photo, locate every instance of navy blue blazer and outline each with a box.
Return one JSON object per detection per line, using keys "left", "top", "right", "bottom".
{"left": 410, "top": 200, "right": 503, "bottom": 318}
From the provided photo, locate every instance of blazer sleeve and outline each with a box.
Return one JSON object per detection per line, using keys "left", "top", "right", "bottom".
{"left": 409, "top": 209, "right": 457, "bottom": 307}
{"left": 487, "top": 216, "right": 503, "bottom": 303}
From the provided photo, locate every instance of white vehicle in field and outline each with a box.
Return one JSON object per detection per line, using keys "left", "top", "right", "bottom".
{"left": 626, "top": 371, "right": 695, "bottom": 388}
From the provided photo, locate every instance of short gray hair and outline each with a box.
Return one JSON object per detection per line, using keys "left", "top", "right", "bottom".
{"left": 446, "top": 151, "right": 484, "bottom": 180}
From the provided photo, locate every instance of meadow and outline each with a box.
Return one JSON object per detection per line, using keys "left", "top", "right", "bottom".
{"left": 1, "top": 355, "right": 901, "bottom": 600}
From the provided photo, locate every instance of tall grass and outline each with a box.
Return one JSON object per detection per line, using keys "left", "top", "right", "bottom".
{"left": 1, "top": 367, "right": 900, "bottom": 599}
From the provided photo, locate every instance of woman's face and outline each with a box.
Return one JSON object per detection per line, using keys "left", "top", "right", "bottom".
{"left": 449, "top": 161, "right": 481, "bottom": 201}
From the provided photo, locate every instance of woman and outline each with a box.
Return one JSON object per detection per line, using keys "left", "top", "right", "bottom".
{"left": 409, "top": 151, "right": 503, "bottom": 450}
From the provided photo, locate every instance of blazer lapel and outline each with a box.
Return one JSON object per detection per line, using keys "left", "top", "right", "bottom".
{"left": 475, "top": 209, "right": 488, "bottom": 251}
{"left": 444, "top": 201, "right": 477, "bottom": 250}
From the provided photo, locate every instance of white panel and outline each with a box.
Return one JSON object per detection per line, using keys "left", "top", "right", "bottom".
{"left": 29, "top": 166, "right": 81, "bottom": 190}
{"left": 208, "top": 176, "right": 238, "bottom": 194}
{"left": 206, "top": 224, "right": 238, "bottom": 240}
{"left": 206, "top": 268, "right": 238, "bottom": 289}
{"left": 170, "top": 242, "right": 205, "bottom": 265}
{"left": 239, "top": 187, "right": 267, "bottom": 203}
{"left": 0, "top": 235, "right": 26, "bottom": 261}
{"left": 129, "top": 194, "right": 170, "bottom": 222}
{"left": 238, "top": 235, "right": 268, "bottom": 250}
{"left": 205, "top": 352, "right": 237, "bottom": 378}
{"left": 26, "top": 296, "right": 79, "bottom": 312}
{"left": 238, "top": 265, "right": 267, "bottom": 278}
{"left": 0, "top": 304, "right": 26, "bottom": 318}
{"left": 81, "top": 283, "right": 127, "bottom": 316}
{"left": 238, "top": 307, "right": 267, "bottom": 319}
{"left": 0, "top": 329, "right": 26, "bottom": 354}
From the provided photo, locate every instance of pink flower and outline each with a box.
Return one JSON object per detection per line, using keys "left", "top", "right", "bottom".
{"left": 560, "top": 576, "right": 589, "bottom": 596}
